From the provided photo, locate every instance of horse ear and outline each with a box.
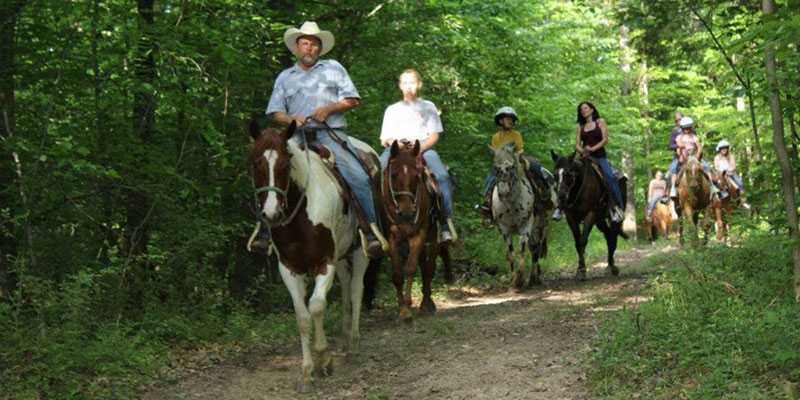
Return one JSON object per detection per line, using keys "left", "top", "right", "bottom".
{"left": 249, "top": 119, "right": 261, "bottom": 141}
{"left": 411, "top": 140, "right": 421, "bottom": 157}
{"left": 550, "top": 149, "right": 558, "bottom": 163}
{"left": 390, "top": 140, "right": 399, "bottom": 158}
{"left": 282, "top": 120, "right": 297, "bottom": 142}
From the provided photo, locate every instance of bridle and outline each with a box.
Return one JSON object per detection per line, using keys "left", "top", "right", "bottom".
{"left": 384, "top": 155, "right": 423, "bottom": 225}
{"left": 557, "top": 158, "right": 587, "bottom": 208}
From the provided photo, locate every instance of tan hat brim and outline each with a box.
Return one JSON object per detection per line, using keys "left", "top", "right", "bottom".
{"left": 284, "top": 30, "right": 334, "bottom": 56}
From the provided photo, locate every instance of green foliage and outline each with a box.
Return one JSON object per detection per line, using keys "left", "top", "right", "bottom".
{"left": 591, "top": 235, "right": 800, "bottom": 398}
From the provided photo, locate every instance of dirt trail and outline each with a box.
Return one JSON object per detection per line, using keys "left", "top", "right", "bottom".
{"left": 143, "top": 246, "right": 674, "bottom": 400}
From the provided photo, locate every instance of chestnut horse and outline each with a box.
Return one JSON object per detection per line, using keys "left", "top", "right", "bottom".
{"left": 646, "top": 198, "right": 675, "bottom": 241}
{"left": 491, "top": 143, "right": 551, "bottom": 289}
{"left": 249, "top": 120, "right": 375, "bottom": 392}
{"left": 711, "top": 170, "right": 740, "bottom": 241}
{"left": 382, "top": 140, "right": 450, "bottom": 322}
{"left": 551, "top": 151, "right": 628, "bottom": 281}
{"left": 676, "top": 156, "right": 713, "bottom": 245}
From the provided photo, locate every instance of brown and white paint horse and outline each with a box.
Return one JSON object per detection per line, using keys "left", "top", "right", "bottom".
{"left": 249, "top": 120, "right": 373, "bottom": 393}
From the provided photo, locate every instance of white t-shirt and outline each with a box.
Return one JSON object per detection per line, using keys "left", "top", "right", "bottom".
{"left": 380, "top": 99, "right": 443, "bottom": 143}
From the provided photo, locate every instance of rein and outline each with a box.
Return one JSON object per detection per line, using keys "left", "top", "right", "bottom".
{"left": 562, "top": 159, "right": 588, "bottom": 209}
{"left": 251, "top": 129, "right": 313, "bottom": 228}
{"left": 384, "top": 157, "right": 422, "bottom": 225}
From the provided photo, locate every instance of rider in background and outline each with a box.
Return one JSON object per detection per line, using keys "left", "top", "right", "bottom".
{"left": 668, "top": 116, "right": 719, "bottom": 199}
{"left": 379, "top": 69, "right": 455, "bottom": 243}
{"left": 479, "top": 106, "right": 553, "bottom": 217}
{"left": 714, "top": 139, "right": 751, "bottom": 209}
{"left": 665, "top": 111, "right": 683, "bottom": 191}
{"left": 646, "top": 171, "right": 676, "bottom": 222}
{"left": 553, "top": 102, "right": 624, "bottom": 222}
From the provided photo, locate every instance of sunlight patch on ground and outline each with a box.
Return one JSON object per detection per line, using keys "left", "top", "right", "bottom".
{"left": 542, "top": 291, "right": 593, "bottom": 305}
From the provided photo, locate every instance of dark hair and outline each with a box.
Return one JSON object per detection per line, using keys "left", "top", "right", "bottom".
{"left": 576, "top": 102, "right": 601, "bottom": 125}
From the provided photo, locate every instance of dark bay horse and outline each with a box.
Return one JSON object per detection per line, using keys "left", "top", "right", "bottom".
{"left": 551, "top": 151, "right": 628, "bottom": 281}
{"left": 676, "top": 156, "right": 713, "bottom": 245}
{"left": 382, "top": 140, "right": 450, "bottom": 322}
{"left": 249, "top": 120, "right": 375, "bottom": 392}
{"left": 491, "top": 143, "right": 551, "bottom": 289}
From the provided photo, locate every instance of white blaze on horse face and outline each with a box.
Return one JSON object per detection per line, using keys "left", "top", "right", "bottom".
{"left": 262, "top": 149, "right": 280, "bottom": 219}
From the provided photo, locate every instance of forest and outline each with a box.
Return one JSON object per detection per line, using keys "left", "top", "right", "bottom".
{"left": 1, "top": 0, "right": 799, "bottom": 398}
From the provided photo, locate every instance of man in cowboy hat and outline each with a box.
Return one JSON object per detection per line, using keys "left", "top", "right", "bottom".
{"left": 254, "top": 21, "right": 383, "bottom": 258}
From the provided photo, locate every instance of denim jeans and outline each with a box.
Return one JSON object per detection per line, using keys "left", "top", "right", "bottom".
{"left": 665, "top": 155, "right": 680, "bottom": 181}
{"left": 380, "top": 147, "right": 454, "bottom": 223}
{"left": 294, "top": 129, "right": 377, "bottom": 225}
{"left": 596, "top": 156, "right": 624, "bottom": 210}
{"left": 646, "top": 196, "right": 663, "bottom": 216}
{"left": 728, "top": 172, "right": 745, "bottom": 192}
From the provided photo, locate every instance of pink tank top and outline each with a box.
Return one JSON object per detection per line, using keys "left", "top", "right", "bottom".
{"left": 680, "top": 134, "right": 696, "bottom": 155}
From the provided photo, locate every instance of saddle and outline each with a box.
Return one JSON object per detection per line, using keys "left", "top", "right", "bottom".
{"left": 299, "top": 142, "right": 383, "bottom": 234}
{"left": 521, "top": 155, "right": 556, "bottom": 211}
{"left": 416, "top": 157, "right": 446, "bottom": 222}
{"left": 658, "top": 195, "right": 671, "bottom": 204}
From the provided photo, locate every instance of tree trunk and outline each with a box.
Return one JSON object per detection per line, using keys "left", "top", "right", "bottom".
{"left": 0, "top": 1, "right": 26, "bottom": 291}
{"left": 126, "top": 0, "right": 156, "bottom": 258}
{"left": 640, "top": 60, "right": 652, "bottom": 180}
{"left": 619, "top": 25, "right": 637, "bottom": 239}
{"left": 762, "top": 0, "right": 800, "bottom": 301}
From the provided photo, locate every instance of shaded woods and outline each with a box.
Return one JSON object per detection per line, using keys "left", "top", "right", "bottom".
{"left": 1, "top": 0, "right": 799, "bottom": 397}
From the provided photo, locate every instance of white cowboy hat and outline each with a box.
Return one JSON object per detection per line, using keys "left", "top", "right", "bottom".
{"left": 283, "top": 21, "right": 334, "bottom": 56}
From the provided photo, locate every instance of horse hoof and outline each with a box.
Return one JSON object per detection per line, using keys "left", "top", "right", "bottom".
{"left": 609, "top": 265, "right": 619, "bottom": 276}
{"left": 399, "top": 308, "right": 413, "bottom": 324}
{"left": 574, "top": 270, "right": 587, "bottom": 282}
{"left": 313, "top": 361, "right": 334, "bottom": 378}
{"left": 295, "top": 379, "right": 316, "bottom": 393}
{"left": 419, "top": 298, "right": 437, "bottom": 314}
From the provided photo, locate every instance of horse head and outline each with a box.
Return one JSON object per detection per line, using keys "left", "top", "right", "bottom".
{"left": 550, "top": 149, "right": 580, "bottom": 205}
{"left": 493, "top": 142, "right": 522, "bottom": 201}
{"left": 386, "top": 139, "right": 422, "bottom": 223}
{"left": 249, "top": 119, "right": 297, "bottom": 226}
{"left": 684, "top": 156, "right": 705, "bottom": 194}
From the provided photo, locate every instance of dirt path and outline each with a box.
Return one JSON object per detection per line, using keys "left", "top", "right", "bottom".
{"left": 143, "top": 246, "right": 674, "bottom": 400}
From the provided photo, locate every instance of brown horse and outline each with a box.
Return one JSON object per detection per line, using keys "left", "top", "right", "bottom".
{"left": 551, "top": 151, "right": 628, "bottom": 281}
{"left": 676, "top": 156, "right": 713, "bottom": 245}
{"left": 249, "top": 120, "right": 375, "bottom": 392}
{"left": 646, "top": 198, "right": 675, "bottom": 241}
{"left": 382, "top": 140, "right": 449, "bottom": 322}
{"left": 711, "top": 170, "right": 740, "bottom": 241}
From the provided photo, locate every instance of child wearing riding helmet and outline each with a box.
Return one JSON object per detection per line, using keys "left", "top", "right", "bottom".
{"left": 714, "top": 139, "right": 751, "bottom": 209}
{"left": 668, "top": 116, "right": 720, "bottom": 199}
{"left": 479, "top": 106, "right": 552, "bottom": 215}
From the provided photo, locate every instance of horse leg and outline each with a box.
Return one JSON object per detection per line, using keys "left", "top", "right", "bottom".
{"left": 389, "top": 236, "right": 409, "bottom": 322}
{"left": 439, "top": 244, "right": 454, "bottom": 284}
{"left": 596, "top": 220, "right": 619, "bottom": 276}
{"left": 528, "top": 235, "right": 544, "bottom": 287}
{"left": 714, "top": 206, "right": 723, "bottom": 241}
{"left": 345, "top": 250, "right": 368, "bottom": 358}
{"left": 278, "top": 265, "right": 315, "bottom": 393}
{"left": 335, "top": 259, "right": 353, "bottom": 353}
{"left": 309, "top": 263, "right": 336, "bottom": 378}
{"left": 512, "top": 233, "right": 530, "bottom": 291}
{"left": 401, "top": 234, "right": 425, "bottom": 323}
{"left": 420, "top": 241, "right": 438, "bottom": 314}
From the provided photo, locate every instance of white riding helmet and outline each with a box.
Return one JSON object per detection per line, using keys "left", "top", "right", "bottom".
{"left": 494, "top": 106, "right": 519, "bottom": 125}
{"left": 716, "top": 139, "right": 730, "bottom": 152}
{"left": 679, "top": 116, "right": 694, "bottom": 129}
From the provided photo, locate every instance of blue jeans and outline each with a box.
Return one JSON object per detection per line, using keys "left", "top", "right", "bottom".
{"left": 646, "top": 196, "right": 663, "bottom": 216}
{"left": 665, "top": 155, "right": 680, "bottom": 180}
{"left": 294, "top": 129, "right": 377, "bottom": 226}
{"left": 728, "top": 172, "right": 745, "bottom": 193}
{"left": 596, "top": 156, "right": 624, "bottom": 210}
{"left": 380, "top": 147, "right": 454, "bottom": 224}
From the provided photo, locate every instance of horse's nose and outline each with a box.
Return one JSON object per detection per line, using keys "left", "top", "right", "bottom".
{"left": 261, "top": 208, "right": 284, "bottom": 225}
{"left": 399, "top": 209, "right": 415, "bottom": 222}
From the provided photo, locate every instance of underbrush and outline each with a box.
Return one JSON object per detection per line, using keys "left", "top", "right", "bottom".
{"left": 591, "top": 235, "right": 800, "bottom": 399}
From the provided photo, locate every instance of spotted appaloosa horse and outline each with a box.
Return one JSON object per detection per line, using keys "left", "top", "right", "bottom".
{"left": 676, "top": 156, "right": 713, "bottom": 245}
{"left": 249, "top": 120, "right": 375, "bottom": 393}
{"left": 491, "top": 143, "right": 551, "bottom": 289}
{"left": 382, "top": 140, "right": 450, "bottom": 322}
{"left": 551, "top": 150, "right": 628, "bottom": 281}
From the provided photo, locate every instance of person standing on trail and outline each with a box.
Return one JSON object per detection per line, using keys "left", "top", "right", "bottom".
{"left": 248, "top": 21, "right": 383, "bottom": 258}
{"left": 379, "top": 69, "right": 456, "bottom": 243}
